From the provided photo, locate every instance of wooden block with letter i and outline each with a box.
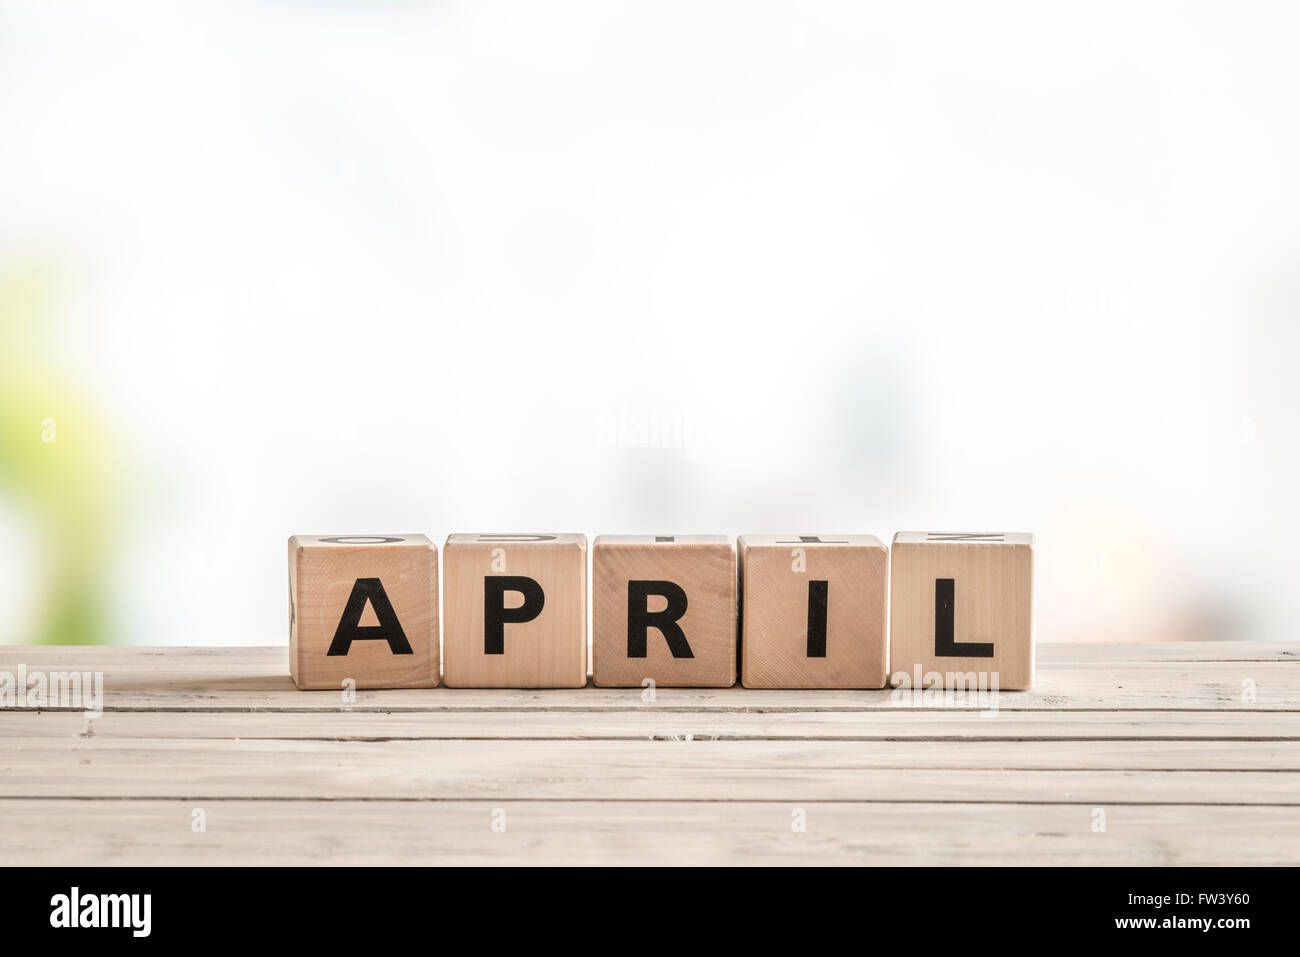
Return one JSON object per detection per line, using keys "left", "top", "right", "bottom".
{"left": 592, "top": 535, "right": 736, "bottom": 687}
{"left": 442, "top": 533, "right": 588, "bottom": 688}
{"left": 288, "top": 534, "right": 438, "bottom": 690}
{"left": 889, "top": 532, "right": 1034, "bottom": 690}
{"left": 738, "top": 534, "right": 888, "bottom": 688}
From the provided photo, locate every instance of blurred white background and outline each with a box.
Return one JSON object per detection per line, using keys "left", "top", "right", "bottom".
{"left": 1, "top": 1, "right": 1297, "bottom": 646}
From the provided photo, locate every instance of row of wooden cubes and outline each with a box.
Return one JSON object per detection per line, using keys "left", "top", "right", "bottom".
{"left": 289, "top": 532, "right": 1033, "bottom": 690}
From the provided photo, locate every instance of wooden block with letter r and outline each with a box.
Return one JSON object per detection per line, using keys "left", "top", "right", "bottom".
{"left": 442, "top": 533, "right": 587, "bottom": 688}
{"left": 889, "top": 531, "right": 1034, "bottom": 690}
{"left": 288, "top": 534, "right": 438, "bottom": 690}
{"left": 592, "top": 535, "right": 736, "bottom": 687}
{"left": 738, "top": 534, "right": 888, "bottom": 688}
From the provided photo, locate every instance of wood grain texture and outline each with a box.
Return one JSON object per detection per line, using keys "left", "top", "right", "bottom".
{"left": 288, "top": 535, "right": 438, "bottom": 690}
{"left": 0, "top": 642, "right": 1297, "bottom": 864}
{"left": 592, "top": 535, "right": 735, "bottom": 687}
{"left": 5, "top": 800, "right": 1295, "bottom": 866}
{"left": 890, "top": 531, "right": 1034, "bottom": 690}
{"left": 442, "top": 534, "right": 587, "bottom": 688}
{"left": 0, "top": 654, "right": 1296, "bottom": 711}
{"left": 8, "top": 709, "right": 1300, "bottom": 741}
{"left": 739, "top": 534, "right": 887, "bottom": 689}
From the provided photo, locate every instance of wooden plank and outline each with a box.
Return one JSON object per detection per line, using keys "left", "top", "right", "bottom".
{"left": 0, "top": 799, "right": 1294, "bottom": 866}
{"left": 1, "top": 649, "right": 1295, "bottom": 712}
{"left": 1039, "top": 641, "right": 1300, "bottom": 663}
{"left": 5, "top": 708, "right": 1300, "bottom": 742}
{"left": 6, "top": 735, "right": 1296, "bottom": 771}
{"left": 3, "top": 739, "right": 1299, "bottom": 801}
{"left": 3, "top": 644, "right": 1297, "bottom": 865}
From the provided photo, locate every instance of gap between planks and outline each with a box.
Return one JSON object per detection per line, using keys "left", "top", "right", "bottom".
{"left": 5, "top": 709, "right": 1300, "bottom": 742}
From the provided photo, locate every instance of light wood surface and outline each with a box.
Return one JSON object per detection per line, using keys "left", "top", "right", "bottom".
{"left": 890, "top": 531, "right": 1034, "bottom": 690}
{"left": 442, "top": 534, "right": 587, "bottom": 688}
{"left": 288, "top": 534, "right": 438, "bottom": 690}
{"left": 592, "top": 535, "right": 735, "bottom": 687}
{"left": 739, "top": 534, "right": 888, "bottom": 689}
{"left": 0, "top": 642, "right": 1296, "bottom": 864}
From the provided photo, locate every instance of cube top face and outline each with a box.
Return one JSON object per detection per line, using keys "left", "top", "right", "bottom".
{"left": 594, "top": 534, "right": 730, "bottom": 547}
{"left": 889, "top": 531, "right": 1034, "bottom": 690}
{"left": 446, "top": 533, "right": 585, "bottom": 547}
{"left": 592, "top": 536, "right": 736, "bottom": 688}
{"left": 288, "top": 534, "right": 438, "bottom": 690}
{"left": 442, "top": 533, "right": 587, "bottom": 688}
{"left": 738, "top": 534, "right": 886, "bottom": 550}
{"left": 290, "top": 533, "right": 434, "bottom": 549}
{"left": 892, "top": 531, "right": 1034, "bottom": 547}
{"left": 738, "top": 534, "right": 888, "bottom": 689}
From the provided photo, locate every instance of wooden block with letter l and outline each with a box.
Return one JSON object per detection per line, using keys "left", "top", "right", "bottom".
{"left": 288, "top": 534, "right": 438, "bottom": 690}
{"left": 592, "top": 535, "right": 736, "bottom": 688}
{"left": 889, "top": 531, "right": 1034, "bottom": 690}
{"left": 442, "top": 533, "right": 587, "bottom": 688}
{"left": 738, "top": 534, "right": 888, "bottom": 689}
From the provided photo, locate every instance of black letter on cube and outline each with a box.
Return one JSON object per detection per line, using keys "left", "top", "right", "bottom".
{"left": 484, "top": 575, "right": 545, "bottom": 655}
{"left": 933, "top": 578, "right": 994, "bottom": 658}
{"left": 627, "top": 580, "right": 692, "bottom": 659}
{"left": 328, "top": 578, "right": 413, "bottom": 656}
{"left": 806, "top": 580, "right": 828, "bottom": 657}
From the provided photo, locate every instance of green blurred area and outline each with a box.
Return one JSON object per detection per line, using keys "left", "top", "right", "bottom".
{"left": 0, "top": 263, "right": 120, "bottom": 645}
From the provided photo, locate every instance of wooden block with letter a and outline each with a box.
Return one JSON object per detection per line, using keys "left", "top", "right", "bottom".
{"left": 889, "top": 531, "right": 1034, "bottom": 690}
{"left": 288, "top": 534, "right": 438, "bottom": 690}
{"left": 592, "top": 535, "right": 736, "bottom": 687}
{"left": 442, "top": 533, "right": 587, "bottom": 688}
{"left": 738, "top": 534, "right": 888, "bottom": 688}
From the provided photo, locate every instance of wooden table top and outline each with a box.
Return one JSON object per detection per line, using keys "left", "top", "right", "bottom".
{"left": 2, "top": 642, "right": 1297, "bottom": 865}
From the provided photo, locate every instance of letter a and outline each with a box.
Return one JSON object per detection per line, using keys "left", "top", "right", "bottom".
{"left": 327, "top": 579, "right": 414, "bottom": 656}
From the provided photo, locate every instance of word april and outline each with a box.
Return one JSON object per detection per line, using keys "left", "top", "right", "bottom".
{"left": 288, "top": 532, "right": 1035, "bottom": 691}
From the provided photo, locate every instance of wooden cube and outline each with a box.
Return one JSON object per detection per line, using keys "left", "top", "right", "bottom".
{"left": 442, "top": 533, "right": 587, "bottom": 688}
{"left": 889, "top": 532, "right": 1034, "bottom": 690}
{"left": 288, "top": 534, "right": 438, "bottom": 690}
{"left": 592, "top": 535, "right": 736, "bottom": 687}
{"left": 738, "top": 534, "right": 888, "bottom": 689}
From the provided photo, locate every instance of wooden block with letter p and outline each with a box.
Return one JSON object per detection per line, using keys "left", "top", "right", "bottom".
{"left": 889, "top": 531, "right": 1034, "bottom": 690}
{"left": 592, "top": 535, "right": 736, "bottom": 687}
{"left": 738, "top": 534, "right": 888, "bottom": 688}
{"left": 442, "top": 533, "right": 587, "bottom": 688}
{"left": 288, "top": 534, "right": 438, "bottom": 690}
